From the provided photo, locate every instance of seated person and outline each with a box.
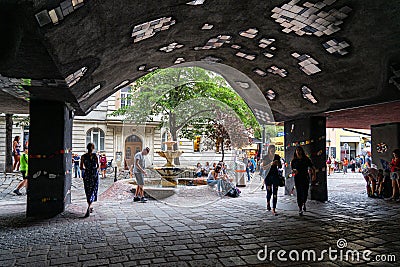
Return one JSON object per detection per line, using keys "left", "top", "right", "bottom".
{"left": 195, "top": 162, "right": 203, "bottom": 177}
{"left": 203, "top": 162, "right": 210, "bottom": 176}
{"left": 207, "top": 165, "right": 222, "bottom": 189}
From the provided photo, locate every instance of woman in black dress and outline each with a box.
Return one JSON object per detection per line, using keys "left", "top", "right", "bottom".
{"left": 262, "top": 145, "right": 282, "bottom": 216}
{"left": 80, "top": 143, "right": 99, "bottom": 217}
{"left": 291, "top": 146, "right": 316, "bottom": 216}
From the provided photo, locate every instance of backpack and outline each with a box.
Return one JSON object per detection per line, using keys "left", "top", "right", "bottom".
{"left": 227, "top": 187, "right": 241, "bottom": 197}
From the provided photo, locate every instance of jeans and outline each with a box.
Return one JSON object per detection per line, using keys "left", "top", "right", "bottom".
{"left": 295, "top": 181, "right": 310, "bottom": 209}
{"left": 74, "top": 165, "right": 81, "bottom": 178}
{"left": 246, "top": 167, "right": 251, "bottom": 181}
{"left": 207, "top": 179, "right": 224, "bottom": 192}
{"left": 266, "top": 183, "right": 278, "bottom": 209}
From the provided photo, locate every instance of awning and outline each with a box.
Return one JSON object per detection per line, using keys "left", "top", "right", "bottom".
{"left": 242, "top": 144, "right": 258, "bottom": 150}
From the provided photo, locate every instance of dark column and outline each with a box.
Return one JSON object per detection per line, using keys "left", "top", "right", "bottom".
{"left": 284, "top": 116, "right": 327, "bottom": 202}
{"left": 371, "top": 123, "right": 400, "bottom": 169}
{"left": 27, "top": 99, "right": 73, "bottom": 218}
{"left": 5, "top": 114, "right": 13, "bottom": 173}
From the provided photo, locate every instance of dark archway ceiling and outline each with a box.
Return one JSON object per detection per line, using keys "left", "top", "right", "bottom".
{"left": 0, "top": 0, "right": 399, "bottom": 123}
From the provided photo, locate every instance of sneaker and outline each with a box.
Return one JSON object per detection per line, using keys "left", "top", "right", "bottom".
{"left": 13, "top": 189, "right": 22, "bottom": 196}
{"left": 140, "top": 197, "right": 148, "bottom": 203}
{"left": 133, "top": 196, "right": 140, "bottom": 202}
{"left": 299, "top": 210, "right": 304, "bottom": 216}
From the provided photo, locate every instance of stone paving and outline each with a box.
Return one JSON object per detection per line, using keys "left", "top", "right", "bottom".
{"left": 0, "top": 172, "right": 399, "bottom": 266}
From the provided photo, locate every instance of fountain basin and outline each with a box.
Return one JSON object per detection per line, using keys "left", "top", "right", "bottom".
{"left": 152, "top": 166, "right": 185, "bottom": 187}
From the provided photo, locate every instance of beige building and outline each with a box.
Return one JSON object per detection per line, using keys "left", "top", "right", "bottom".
{"left": 0, "top": 88, "right": 234, "bottom": 172}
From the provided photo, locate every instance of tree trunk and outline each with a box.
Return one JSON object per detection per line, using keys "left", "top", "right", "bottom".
{"left": 5, "top": 114, "right": 13, "bottom": 173}
{"left": 221, "top": 138, "right": 225, "bottom": 162}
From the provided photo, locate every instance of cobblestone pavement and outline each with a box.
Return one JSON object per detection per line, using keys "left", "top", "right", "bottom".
{"left": 1, "top": 172, "right": 399, "bottom": 266}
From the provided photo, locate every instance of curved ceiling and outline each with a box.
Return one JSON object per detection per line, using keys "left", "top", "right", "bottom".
{"left": 0, "top": 0, "right": 399, "bottom": 122}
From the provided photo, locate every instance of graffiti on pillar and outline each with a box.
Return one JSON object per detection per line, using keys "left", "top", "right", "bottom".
{"left": 376, "top": 143, "right": 388, "bottom": 153}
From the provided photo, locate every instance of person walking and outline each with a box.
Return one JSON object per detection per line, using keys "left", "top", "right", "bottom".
{"left": 99, "top": 153, "right": 107, "bottom": 178}
{"left": 262, "top": 145, "right": 282, "bottom": 216}
{"left": 243, "top": 154, "right": 251, "bottom": 182}
{"left": 13, "top": 147, "right": 29, "bottom": 195}
{"left": 80, "top": 143, "right": 99, "bottom": 217}
{"left": 343, "top": 157, "right": 349, "bottom": 174}
{"left": 133, "top": 147, "right": 150, "bottom": 203}
{"left": 12, "top": 136, "right": 21, "bottom": 172}
{"left": 291, "top": 146, "right": 316, "bottom": 216}
{"left": 73, "top": 154, "right": 81, "bottom": 178}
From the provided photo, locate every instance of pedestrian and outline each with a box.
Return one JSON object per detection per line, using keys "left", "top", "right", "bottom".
{"left": 12, "top": 136, "right": 21, "bottom": 172}
{"left": 99, "top": 153, "right": 107, "bottom": 178}
{"left": 13, "top": 147, "right": 29, "bottom": 195}
{"left": 73, "top": 153, "right": 81, "bottom": 178}
{"left": 133, "top": 147, "right": 150, "bottom": 203}
{"left": 262, "top": 145, "right": 282, "bottom": 216}
{"left": 290, "top": 146, "right": 316, "bottom": 216}
{"left": 250, "top": 156, "right": 257, "bottom": 173}
{"left": 243, "top": 154, "right": 251, "bottom": 182}
{"left": 343, "top": 157, "right": 349, "bottom": 174}
{"left": 387, "top": 149, "right": 400, "bottom": 201}
{"left": 326, "top": 156, "right": 332, "bottom": 176}
{"left": 80, "top": 143, "right": 99, "bottom": 217}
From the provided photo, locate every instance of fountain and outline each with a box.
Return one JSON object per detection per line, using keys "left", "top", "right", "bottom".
{"left": 153, "top": 132, "right": 187, "bottom": 187}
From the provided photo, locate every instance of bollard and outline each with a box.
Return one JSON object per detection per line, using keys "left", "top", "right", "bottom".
{"left": 114, "top": 167, "right": 117, "bottom": 182}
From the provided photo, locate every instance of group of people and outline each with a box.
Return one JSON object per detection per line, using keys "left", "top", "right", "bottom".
{"left": 363, "top": 149, "right": 400, "bottom": 201}
{"left": 72, "top": 152, "right": 108, "bottom": 179}
{"left": 326, "top": 154, "right": 370, "bottom": 175}
{"left": 195, "top": 162, "right": 211, "bottom": 177}
{"left": 12, "top": 136, "right": 29, "bottom": 195}
{"left": 261, "top": 145, "right": 316, "bottom": 216}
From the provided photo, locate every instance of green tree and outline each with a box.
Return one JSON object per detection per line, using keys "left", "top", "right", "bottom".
{"left": 111, "top": 67, "right": 261, "bottom": 162}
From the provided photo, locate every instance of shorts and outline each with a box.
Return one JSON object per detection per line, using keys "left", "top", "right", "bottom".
{"left": 134, "top": 172, "right": 144, "bottom": 185}
{"left": 390, "top": 172, "right": 399, "bottom": 180}
{"left": 21, "top": 170, "right": 27, "bottom": 179}
{"left": 100, "top": 167, "right": 107, "bottom": 171}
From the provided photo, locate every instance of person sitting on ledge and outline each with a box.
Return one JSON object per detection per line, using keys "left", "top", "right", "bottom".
{"left": 203, "top": 162, "right": 210, "bottom": 176}
{"left": 195, "top": 162, "right": 203, "bottom": 177}
{"left": 207, "top": 164, "right": 224, "bottom": 195}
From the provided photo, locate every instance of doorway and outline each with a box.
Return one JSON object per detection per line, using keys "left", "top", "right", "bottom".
{"left": 124, "top": 135, "right": 142, "bottom": 169}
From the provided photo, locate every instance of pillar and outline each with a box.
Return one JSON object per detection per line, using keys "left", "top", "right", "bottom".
{"left": 371, "top": 123, "right": 400, "bottom": 169}
{"left": 284, "top": 116, "right": 327, "bottom": 201}
{"left": 27, "top": 99, "right": 73, "bottom": 218}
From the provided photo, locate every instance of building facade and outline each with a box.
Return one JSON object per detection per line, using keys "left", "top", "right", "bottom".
{"left": 0, "top": 89, "right": 234, "bottom": 171}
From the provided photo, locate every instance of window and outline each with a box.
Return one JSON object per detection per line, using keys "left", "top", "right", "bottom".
{"left": 120, "top": 87, "right": 132, "bottom": 108}
{"left": 161, "top": 132, "right": 167, "bottom": 151}
{"left": 86, "top": 128, "right": 105, "bottom": 151}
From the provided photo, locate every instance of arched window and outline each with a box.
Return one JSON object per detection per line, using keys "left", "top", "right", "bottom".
{"left": 86, "top": 128, "right": 105, "bottom": 151}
